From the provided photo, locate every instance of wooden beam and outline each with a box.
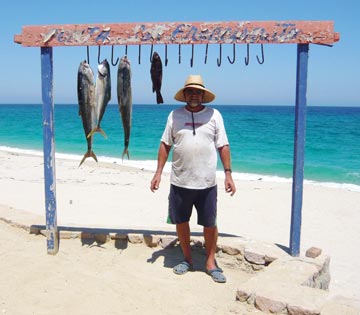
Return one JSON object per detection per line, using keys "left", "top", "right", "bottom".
{"left": 14, "top": 21, "right": 340, "bottom": 47}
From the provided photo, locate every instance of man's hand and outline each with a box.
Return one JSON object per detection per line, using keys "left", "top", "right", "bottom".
{"left": 150, "top": 173, "right": 161, "bottom": 192}
{"left": 224, "top": 174, "right": 236, "bottom": 196}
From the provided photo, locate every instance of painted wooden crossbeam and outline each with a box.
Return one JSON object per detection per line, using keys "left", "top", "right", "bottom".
{"left": 14, "top": 21, "right": 340, "bottom": 47}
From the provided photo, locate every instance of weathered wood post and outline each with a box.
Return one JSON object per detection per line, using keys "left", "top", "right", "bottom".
{"left": 41, "top": 47, "right": 59, "bottom": 254}
{"left": 290, "top": 44, "right": 309, "bottom": 256}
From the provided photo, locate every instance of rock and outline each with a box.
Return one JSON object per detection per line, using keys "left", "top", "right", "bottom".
{"left": 94, "top": 233, "right": 110, "bottom": 244}
{"left": 255, "top": 295, "right": 287, "bottom": 314}
{"left": 236, "top": 289, "right": 250, "bottom": 302}
{"left": 287, "top": 304, "right": 320, "bottom": 315}
{"left": 59, "top": 231, "right": 79, "bottom": 239}
{"left": 221, "top": 245, "right": 242, "bottom": 256}
{"left": 29, "top": 225, "right": 41, "bottom": 235}
{"left": 143, "top": 234, "right": 160, "bottom": 247}
{"left": 80, "top": 232, "right": 95, "bottom": 239}
{"left": 251, "top": 264, "right": 264, "bottom": 271}
{"left": 111, "top": 233, "right": 127, "bottom": 240}
{"left": 247, "top": 293, "right": 256, "bottom": 305}
{"left": 160, "top": 236, "right": 177, "bottom": 248}
{"left": 127, "top": 233, "right": 143, "bottom": 244}
{"left": 264, "top": 254, "right": 277, "bottom": 264}
{"left": 244, "top": 250, "right": 265, "bottom": 265}
{"left": 305, "top": 247, "right": 322, "bottom": 258}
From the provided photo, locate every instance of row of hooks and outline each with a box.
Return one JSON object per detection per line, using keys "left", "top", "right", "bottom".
{"left": 86, "top": 43, "right": 265, "bottom": 67}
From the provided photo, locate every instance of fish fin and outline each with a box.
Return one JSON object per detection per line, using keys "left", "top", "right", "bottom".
{"left": 79, "top": 150, "right": 98, "bottom": 167}
{"left": 122, "top": 148, "right": 130, "bottom": 160}
{"left": 87, "top": 127, "right": 107, "bottom": 139}
{"left": 98, "top": 127, "right": 108, "bottom": 139}
{"left": 156, "top": 92, "right": 164, "bottom": 104}
{"left": 87, "top": 128, "right": 97, "bottom": 138}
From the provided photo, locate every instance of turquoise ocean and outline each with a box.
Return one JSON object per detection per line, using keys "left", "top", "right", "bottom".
{"left": 0, "top": 104, "right": 359, "bottom": 191}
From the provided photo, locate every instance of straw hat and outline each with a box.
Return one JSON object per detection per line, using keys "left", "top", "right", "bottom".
{"left": 174, "top": 75, "right": 216, "bottom": 103}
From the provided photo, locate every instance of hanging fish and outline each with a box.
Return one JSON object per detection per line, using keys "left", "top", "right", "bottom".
{"left": 150, "top": 51, "right": 164, "bottom": 104}
{"left": 77, "top": 60, "right": 97, "bottom": 166}
{"left": 117, "top": 55, "right": 132, "bottom": 159}
{"left": 88, "top": 59, "right": 111, "bottom": 138}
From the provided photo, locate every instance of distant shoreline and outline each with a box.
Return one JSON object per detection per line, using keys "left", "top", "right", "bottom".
{"left": 2, "top": 145, "right": 359, "bottom": 192}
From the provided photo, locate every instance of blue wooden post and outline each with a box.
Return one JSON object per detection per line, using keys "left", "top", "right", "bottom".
{"left": 41, "top": 47, "right": 59, "bottom": 255}
{"left": 290, "top": 44, "right": 309, "bottom": 256}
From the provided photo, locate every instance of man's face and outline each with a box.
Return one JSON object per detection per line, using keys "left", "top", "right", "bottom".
{"left": 184, "top": 88, "right": 204, "bottom": 107}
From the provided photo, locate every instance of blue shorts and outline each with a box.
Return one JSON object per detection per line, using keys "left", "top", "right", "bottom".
{"left": 167, "top": 184, "right": 217, "bottom": 227}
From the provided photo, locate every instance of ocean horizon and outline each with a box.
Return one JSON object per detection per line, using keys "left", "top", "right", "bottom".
{"left": 1, "top": 104, "right": 359, "bottom": 191}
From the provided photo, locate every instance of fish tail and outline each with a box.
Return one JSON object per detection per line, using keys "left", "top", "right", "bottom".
{"left": 156, "top": 91, "right": 164, "bottom": 104}
{"left": 79, "top": 150, "right": 98, "bottom": 167}
{"left": 122, "top": 147, "right": 130, "bottom": 160}
{"left": 87, "top": 126, "right": 108, "bottom": 139}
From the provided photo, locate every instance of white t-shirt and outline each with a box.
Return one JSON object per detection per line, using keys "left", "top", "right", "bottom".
{"left": 161, "top": 106, "right": 229, "bottom": 189}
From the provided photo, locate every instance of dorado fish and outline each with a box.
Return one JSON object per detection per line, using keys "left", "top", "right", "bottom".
{"left": 88, "top": 59, "right": 111, "bottom": 138}
{"left": 77, "top": 60, "right": 97, "bottom": 166}
{"left": 150, "top": 51, "right": 164, "bottom": 104}
{"left": 117, "top": 55, "right": 132, "bottom": 159}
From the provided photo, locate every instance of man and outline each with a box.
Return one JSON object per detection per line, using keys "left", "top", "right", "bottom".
{"left": 150, "top": 75, "right": 236, "bottom": 283}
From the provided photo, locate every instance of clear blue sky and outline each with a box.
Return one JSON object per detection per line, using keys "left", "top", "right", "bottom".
{"left": 1, "top": 0, "right": 359, "bottom": 106}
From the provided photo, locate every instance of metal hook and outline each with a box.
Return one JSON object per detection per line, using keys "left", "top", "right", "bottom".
{"left": 227, "top": 44, "right": 236, "bottom": 64}
{"left": 256, "top": 44, "right": 265, "bottom": 64}
{"left": 150, "top": 44, "right": 154, "bottom": 62}
{"left": 86, "top": 46, "right": 90, "bottom": 64}
{"left": 204, "top": 44, "right": 208, "bottom": 64}
{"left": 217, "top": 44, "right": 222, "bottom": 67}
{"left": 178, "top": 44, "right": 181, "bottom": 64}
{"left": 111, "top": 46, "right": 119, "bottom": 66}
{"left": 245, "top": 44, "right": 250, "bottom": 66}
{"left": 97, "top": 46, "right": 101, "bottom": 64}
{"left": 190, "top": 44, "right": 194, "bottom": 67}
{"left": 138, "top": 45, "right": 141, "bottom": 64}
{"left": 165, "top": 44, "right": 168, "bottom": 66}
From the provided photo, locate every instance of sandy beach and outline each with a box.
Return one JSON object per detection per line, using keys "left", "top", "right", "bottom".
{"left": 0, "top": 149, "right": 359, "bottom": 314}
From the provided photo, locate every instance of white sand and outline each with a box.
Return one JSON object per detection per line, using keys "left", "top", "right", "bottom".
{"left": 0, "top": 149, "right": 359, "bottom": 314}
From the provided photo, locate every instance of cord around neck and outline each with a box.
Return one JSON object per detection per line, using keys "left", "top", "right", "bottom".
{"left": 191, "top": 111, "right": 196, "bottom": 135}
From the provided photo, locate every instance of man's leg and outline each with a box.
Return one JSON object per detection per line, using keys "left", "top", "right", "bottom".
{"left": 176, "top": 222, "right": 192, "bottom": 264}
{"left": 204, "top": 226, "right": 218, "bottom": 270}
{"left": 204, "top": 226, "right": 226, "bottom": 283}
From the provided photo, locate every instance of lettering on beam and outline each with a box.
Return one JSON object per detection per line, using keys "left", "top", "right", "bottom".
{"left": 15, "top": 21, "right": 339, "bottom": 47}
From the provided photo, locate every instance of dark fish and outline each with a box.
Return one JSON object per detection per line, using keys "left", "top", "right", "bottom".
{"left": 88, "top": 59, "right": 111, "bottom": 138}
{"left": 150, "top": 51, "right": 164, "bottom": 104}
{"left": 117, "top": 56, "right": 132, "bottom": 159}
{"left": 77, "top": 60, "right": 97, "bottom": 166}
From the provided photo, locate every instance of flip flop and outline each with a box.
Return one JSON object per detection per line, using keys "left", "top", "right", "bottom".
{"left": 173, "top": 261, "right": 193, "bottom": 275}
{"left": 206, "top": 268, "right": 226, "bottom": 283}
